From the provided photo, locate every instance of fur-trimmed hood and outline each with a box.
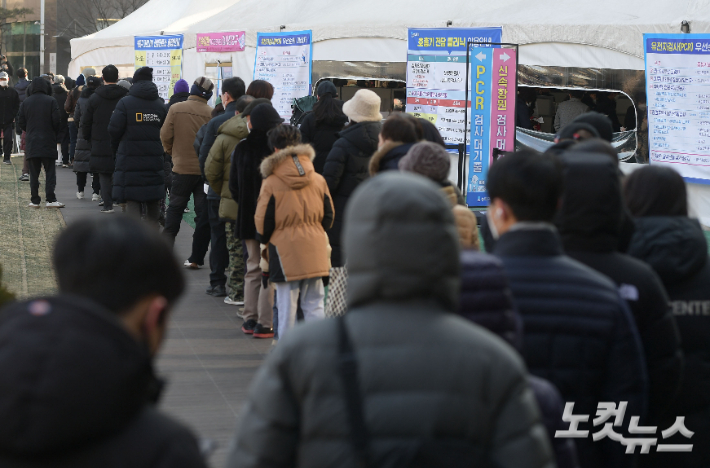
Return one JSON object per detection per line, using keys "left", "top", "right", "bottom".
{"left": 369, "top": 141, "right": 415, "bottom": 176}
{"left": 261, "top": 144, "right": 316, "bottom": 181}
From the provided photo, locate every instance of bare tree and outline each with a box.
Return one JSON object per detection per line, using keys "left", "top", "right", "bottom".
{"left": 60, "top": 0, "right": 149, "bottom": 38}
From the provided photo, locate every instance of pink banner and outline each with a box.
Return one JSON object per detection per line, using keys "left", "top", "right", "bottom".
{"left": 490, "top": 49, "right": 517, "bottom": 156}
{"left": 196, "top": 32, "right": 245, "bottom": 53}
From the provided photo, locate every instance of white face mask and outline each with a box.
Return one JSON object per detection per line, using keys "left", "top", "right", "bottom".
{"left": 486, "top": 209, "right": 500, "bottom": 240}
{"left": 0, "top": 81, "right": 8, "bottom": 88}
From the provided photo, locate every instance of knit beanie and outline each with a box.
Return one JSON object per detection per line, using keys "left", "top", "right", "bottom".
{"left": 398, "top": 142, "right": 451, "bottom": 183}
{"left": 571, "top": 112, "right": 613, "bottom": 142}
{"left": 242, "top": 98, "right": 271, "bottom": 117}
{"left": 117, "top": 80, "right": 131, "bottom": 91}
{"left": 133, "top": 66, "right": 153, "bottom": 82}
{"left": 76, "top": 74, "right": 85, "bottom": 87}
{"left": 190, "top": 76, "right": 214, "bottom": 100}
{"left": 86, "top": 76, "right": 102, "bottom": 89}
{"left": 82, "top": 67, "right": 96, "bottom": 79}
{"left": 173, "top": 79, "right": 189, "bottom": 94}
{"left": 250, "top": 103, "right": 283, "bottom": 132}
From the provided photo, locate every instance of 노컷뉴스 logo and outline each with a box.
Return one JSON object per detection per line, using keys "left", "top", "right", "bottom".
{"left": 556, "top": 402, "right": 693, "bottom": 454}
{"left": 135, "top": 113, "right": 160, "bottom": 122}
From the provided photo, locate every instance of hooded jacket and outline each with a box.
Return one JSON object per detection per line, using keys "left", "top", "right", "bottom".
{"left": 199, "top": 100, "right": 239, "bottom": 203}
{"left": 629, "top": 216, "right": 710, "bottom": 416}
{"left": 109, "top": 80, "right": 167, "bottom": 203}
{"left": 0, "top": 84, "right": 19, "bottom": 127}
{"left": 0, "top": 295, "right": 207, "bottom": 468}
{"left": 299, "top": 102, "right": 348, "bottom": 173}
{"left": 229, "top": 128, "right": 271, "bottom": 239}
{"left": 493, "top": 225, "right": 647, "bottom": 468}
{"left": 51, "top": 83, "right": 69, "bottom": 133}
{"left": 204, "top": 113, "right": 248, "bottom": 221}
{"left": 82, "top": 84, "right": 129, "bottom": 174}
{"left": 457, "top": 250, "right": 579, "bottom": 468}
{"left": 72, "top": 86, "right": 96, "bottom": 174}
{"left": 227, "top": 172, "right": 554, "bottom": 468}
{"left": 556, "top": 154, "right": 682, "bottom": 421}
{"left": 255, "top": 144, "right": 334, "bottom": 282}
{"left": 166, "top": 91, "right": 190, "bottom": 111}
{"left": 441, "top": 183, "right": 480, "bottom": 249}
{"left": 18, "top": 77, "right": 60, "bottom": 160}
{"left": 322, "top": 120, "right": 381, "bottom": 267}
{"left": 161, "top": 95, "right": 212, "bottom": 175}
{"left": 369, "top": 141, "right": 416, "bottom": 175}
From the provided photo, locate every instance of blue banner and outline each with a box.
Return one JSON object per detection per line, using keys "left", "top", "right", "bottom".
{"left": 257, "top": 33, "right": 311, "bottom": 47}
{"left": 134, "top": 35, "right": 183, "bottom": 50}
{"left": 467, "top": 47, "right": 494, "bottom": 206}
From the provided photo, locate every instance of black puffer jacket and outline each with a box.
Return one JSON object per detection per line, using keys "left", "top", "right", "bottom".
{"left": 72, "top": 86, "right": 95, "bottom": 174}
{"left": 14, "top": 78, "right": 29, "bottom": 103}
{"left": 18, "top": 77, "right": 60, "bottom": 160}
{"left": 227, "top": 172, "right": 554, "bottom": 468}
{"left": 52, "top": 83, "right": 69, "bottom": 134}
{"left": 166, "top": 91, "right": 189, "bottom": 111}
{"left": 557, "top": 153, "right": 683, "bottom": 421}
{"left": 369, "top": 141, "right": 416, "bottom": 175}
{"left": 82, "top": 84, "right": 129, "bottom": 174}
{"left": 0, "top": 295, "right": 207, "bottom": 468}
{"left": 109, "top": 80, "right": 167, "bottom": 203}
{"left": 299, "top": 103, "right": 348, "bottom": 173}
{"left": 322, "top": 120, "right": 381, "bottom": 267}
{"left": 0, "top": 85, "right": 19, "bottom": 126}
{"left": 494, "top": 226, "right": 647, "bottom": 468}
{"left": 457, "top": 250, "right": 579, "bottom": 468}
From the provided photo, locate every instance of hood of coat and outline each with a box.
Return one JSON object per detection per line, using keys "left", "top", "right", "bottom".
{"left": 344, "top": 171, "right": 460, "bottom": 311}
{"left": 79, "top": 86, "right": 95, "bottom": 99}
{"left": 129, "top": 80, "right": 160, "bottom": 101}
{"left": 168, "top": 91, "right": 190, "bottom": 106}
{"left": 0, "top": 295, "right": 158, "bottom": 456}
{"left": 261, "top": 144, "right": 316, "bottom": 190}
{"left": 28, "top": 77, "right": 51, "bottom": 96}
{"left": 369, "top": 141, "right": 415, "bottom": 176}
{"left": 218, "top": 114, "right": 248, "bottom": 139}
{"left": 628, "top": 216, "right": 709, "bottom": 285}
{"left": 51, "top": 83, "right": 67, "bottom": 96}
{"left": 339, "top": 120, "right": 381, "bottom": 154}
{"left": 440, "top": 184, "right": 458, "bottom": 207}
{"left": 556, "top": 153, "right": 622, "bottom": 252}
{"left": 94, "top": 83, "right": 129, "bottom": 100}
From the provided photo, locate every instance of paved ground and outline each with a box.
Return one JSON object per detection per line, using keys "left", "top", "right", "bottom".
{"left": 49, "top": 164, "right": 271, "bottom": 467}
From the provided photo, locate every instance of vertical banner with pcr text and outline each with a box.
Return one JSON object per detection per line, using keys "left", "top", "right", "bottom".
{"left": 134, "top": 35, "right": 183, "bottom": 103}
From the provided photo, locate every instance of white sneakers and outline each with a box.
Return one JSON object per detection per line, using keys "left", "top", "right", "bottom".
{"left": 91, "top": 193, "right": 100, "bottom": 201}
{"left": 46, "top": 201, "right": 65, "bottom": 208}
{"left": 76, "top": 191, "right": 84, "bottom": 200}
{"left": 183, "top": 260, "right": 201, "bottom": 269}
{"left": 28, "top": 202, "right": 39, "bottom": 208}
{"left": 224, "top": 296, "right": 244, "bottom": 306}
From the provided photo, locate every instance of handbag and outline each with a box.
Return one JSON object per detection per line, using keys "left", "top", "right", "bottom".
{"left": 325, "top": 266, "right": 348, "bottom": 317}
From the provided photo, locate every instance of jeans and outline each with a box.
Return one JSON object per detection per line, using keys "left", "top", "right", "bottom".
{"left": 1, "top": 123, "right": 12, "bottom": 160}
{"left": 76, "top": 172, "right": 100, "bottom": 194}
{"left": 188, "top": 196, "right": 211, "bottom": 265}
{"left": 207, "top": 198, "right": 228, "bottom": 288}
{"left": 28, "top": 158, "right": 57, "bottom": 204}
{"left": 274, "top": 278, "right": 325, "bottom": 340}
{"left": 126, "top": 200, "right": 161, "bottom": 228}
{"left": 99, "top": 173, "right": 113, "bottom": 210}
{"left": 164, "top": 173, "right": 206, "bottom": 246}
{"left": 68, "top": 121, "right": 78, "bottom": 162}
{"left": 58, "top": 128, "right": 70, "bottom": 164}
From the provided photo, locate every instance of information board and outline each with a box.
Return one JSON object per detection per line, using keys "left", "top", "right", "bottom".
{"left": 254, "top": 30, "right": 313, "bottom": 121}
{"left": 406, "top": 27, "right": 502, "bottom": 145}
{"left": 135, "top": 34, "right": 183, "bottom": 103}
{"left": 644, "top": 33, "right": 710, "bottom": 184}
{"left": 467, "top": 47, "right": 517, "bottom": 207}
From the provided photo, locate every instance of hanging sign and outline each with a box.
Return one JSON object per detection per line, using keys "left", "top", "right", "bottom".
{"left": 134, "top": 34, "right": 183, "bottom": 103}
{"left": 196, "top": 32, "right": 245, "bottom": 53}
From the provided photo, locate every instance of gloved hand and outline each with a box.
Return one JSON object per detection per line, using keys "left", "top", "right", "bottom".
{"left": 261, "top": 271, "right": 270, "bottom": 289}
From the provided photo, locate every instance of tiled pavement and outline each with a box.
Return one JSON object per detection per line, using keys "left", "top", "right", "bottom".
{"left": 53, "top": 164, "right": 271, "bottom": 467}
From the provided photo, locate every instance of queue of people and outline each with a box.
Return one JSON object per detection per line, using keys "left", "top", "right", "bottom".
{"left": 0, "top": 68, "right": 708, "bottom": 468}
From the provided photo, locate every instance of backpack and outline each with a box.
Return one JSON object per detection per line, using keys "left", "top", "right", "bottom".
{"left": 290, "top": 95, "right": 317, "bottom": 127}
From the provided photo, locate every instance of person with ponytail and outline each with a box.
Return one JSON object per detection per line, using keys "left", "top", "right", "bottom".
{"left": 299, "top": 80, "right": 348, "bottom": 173}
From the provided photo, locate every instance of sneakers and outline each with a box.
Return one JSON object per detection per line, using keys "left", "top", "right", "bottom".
{"left": 183, "top": 260, "right": 202, "bottom": 269}
{"left": 241, "top": 319, "right": 257, "bottom": 335}
{"left": 98, "top": 199, "right": 104, "bottom": 206}
{"left": 76, "top": 191, "right": 84, "bottom": 199}
{"left": 28, "top": 202, "right": 39, "bottom": 208}
{"left": 210, "top": 285, "right": 227, "bottom": 297}
{"left": 100, "top": 208, "right": 114, "bottom": 213}
{"left": 183, "top": 207, "right": 190, "bottom": 213}
{"left": 2, "top": 159, "right": 10, "bottom": 165}
{"left": 91, "top": 193, "right": 100, "bottom": 201}
{"left": 253, "top": 324, "right": 274, "bottom": 339}
{"left": 224, "top": 296, "right": 244, "bottom": 306}
{"left": 18, "top": 174, "right": 29, "bottom": 181}
{"left": 46, "top": 201, "right": 65, "bottom": 208}
{"left": 62, "top": 164, "right": 69, "bottom": 168}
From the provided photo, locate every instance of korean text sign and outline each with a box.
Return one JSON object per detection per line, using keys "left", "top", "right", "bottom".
{"left": 135, "top": 34, "right": 183, "bottom": 103}
{"left": 196, "top": 32, "right": 245, "bottom": 53}
{"left": 406, "top": 27, "right": 502, "bottom": 147}
{"left": 253, "top": 30, "right": 313, "bottom": 121}
{"left": 644, "top": 33, "right": 710, "bottom": 184}
{"left": 467, "top": 47, "right": 517, "bottom": 207}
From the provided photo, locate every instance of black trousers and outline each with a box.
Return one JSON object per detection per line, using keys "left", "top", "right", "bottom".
{"left": 28, "top": 158, "right": 57, "bottom": 204}
{"left": 126, "top": 200, "right": 161, "bottom": 228}
{"left": 99, "top": 173, "right": 113, "bottom": 210}
{"left": 207, "top": 198, "right": 228, "bottom": 287}
{"left": 68, "top": 121, "right": 78, "bottom": 162}
{"left": 76, "top": 172, "right": 100, "bottom": 194}
{"left": 1, "top": 122, "right": 12, "bottom": 161}
{"left": 58, "top": 128, "right": 70, "bottom": 164}
{"left": 188, "top": 196, "right": 211, "bottom": 265}
{"left": 164, "top": 173, "right": 206, "bottom": 246}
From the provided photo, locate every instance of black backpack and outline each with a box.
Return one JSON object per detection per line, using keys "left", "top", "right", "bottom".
{"left": 290, "top": 95, "right": 317, "bottom": 126}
